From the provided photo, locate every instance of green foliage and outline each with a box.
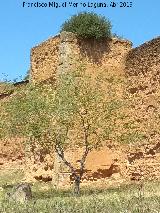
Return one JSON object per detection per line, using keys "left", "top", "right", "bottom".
{"left": 0, "top": 82, "right": 14, "bottom": 95}
{"left": 60, "top": 12, "right": 112, "bottom": 39}
{"left": 3, "top": 85, "right": 49, "bottom": 138}
{"left": 53, "top": 68, "right": 105, "bottom": 149}
{"left": 1, "top": 66, "right": 127, "bottom": 151}
{"left": 1, "top": 66, "right": 145, "bottom": 150}
{"left": 2, "top": 66, "right": 142, "bottom": 149}
{"left": 1, "top": 68, "right": 128, "bottom": 194}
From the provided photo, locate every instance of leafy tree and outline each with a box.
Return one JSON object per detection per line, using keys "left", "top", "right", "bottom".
{"left": 2, "top": 66, "right": 128, "bottom": 195}
{"left": 60, "top": 12, "right": 112, "bottom": 39}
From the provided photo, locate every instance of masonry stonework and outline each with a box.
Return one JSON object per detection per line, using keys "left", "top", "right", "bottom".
{"left": 125, "top": 36, "right": 160, "bottom": 76}
{"left": 30, "top": 31, "right": 132, "bottom": 82}
{"left": 27, "top": 33, "right": 160, "bottom": 186}
{"left": 30, "top": 35, "right": 60, "bottom": 82}
{"left": 30, "top": 33, "right": 160, "bottom": 83}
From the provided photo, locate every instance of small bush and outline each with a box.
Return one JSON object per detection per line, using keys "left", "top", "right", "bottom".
{"left": 60, "top": 12, "right": 112, "bottom": 39}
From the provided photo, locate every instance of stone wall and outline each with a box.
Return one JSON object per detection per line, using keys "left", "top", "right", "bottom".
{"left": 30, "top": 33, "right": 160, "bottom": 83}
{"left": 27, "top": 33, "right": 160, "bottom": 186}
{"left": 30, "top": 35, "right": 60, "bottom": 82}
{"left": 126, "top": 142, "right": 160, "bottom": 181}
{"left": 125, "top": 36, "right": 160, "bottom": 76}
{"left": 58, "top": 31, "right": 132, "bottom": 72}
{"left": 30, "top": 32, "right": 132, "bottom": 82}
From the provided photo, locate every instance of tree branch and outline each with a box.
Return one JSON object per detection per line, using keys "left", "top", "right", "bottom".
{"left": 54, "top": 138, "right": 77, "bottom": 178}
{"left": 54, "top": 111, "right": 91, "bottom": 181}
{"left": 78, "top": 112, "right": 90, "bottom": 178}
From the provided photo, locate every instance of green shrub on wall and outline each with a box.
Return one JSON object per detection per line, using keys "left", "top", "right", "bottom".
{"left": 60, "top": 12, "right": 112, "bottom": 39}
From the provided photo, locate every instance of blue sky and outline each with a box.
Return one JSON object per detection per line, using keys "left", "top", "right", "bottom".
{"left": 0, "top": 0, "right": 159, "bottom": 81}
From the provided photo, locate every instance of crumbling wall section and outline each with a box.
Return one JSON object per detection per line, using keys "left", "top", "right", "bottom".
{"left": 125, "top": 36, "right": 160, "bottom": 76}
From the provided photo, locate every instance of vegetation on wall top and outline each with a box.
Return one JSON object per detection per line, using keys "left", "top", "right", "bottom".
{"left": 60, "top": 12, "right": 112, "bottom": 39}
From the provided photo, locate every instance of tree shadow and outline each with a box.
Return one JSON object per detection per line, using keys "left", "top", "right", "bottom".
{"left": 33, "top": 188, "right": 73, "bottom": 199}
{"left": 77, "top": 38, "right": 111, "bottom": 65}
{"left": 70, "top": 164, "right": 120, "bottom": 182}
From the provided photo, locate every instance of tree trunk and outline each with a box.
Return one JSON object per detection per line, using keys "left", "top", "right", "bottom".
{"left": 52, "top": 152, "right": 63, "bottom": 188}
{"left": 73, "top": 176, "right": 81, "bottom": 196}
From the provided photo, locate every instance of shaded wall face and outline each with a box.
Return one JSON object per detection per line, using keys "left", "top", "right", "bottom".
{"left": 30, "top": 32, "right": 132, "bottom": 82}
{"left": 30, "top": 36, "right": 60, "bottom": 83}
{"left": 57, "top": 32, "right": 132, "bottom": 77}
{"left": 30, "top": 34, "right": 160, "bottom": 83}
{"left": 75, "top": 37, "right": 132, "bottom": 75}
{"left": 125, "top": 37, "right": 160, "bottom": 76}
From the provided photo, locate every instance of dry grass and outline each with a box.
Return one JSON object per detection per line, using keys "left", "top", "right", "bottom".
{"left": 0, "top": 170, "right": 160, "bottom": 213}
